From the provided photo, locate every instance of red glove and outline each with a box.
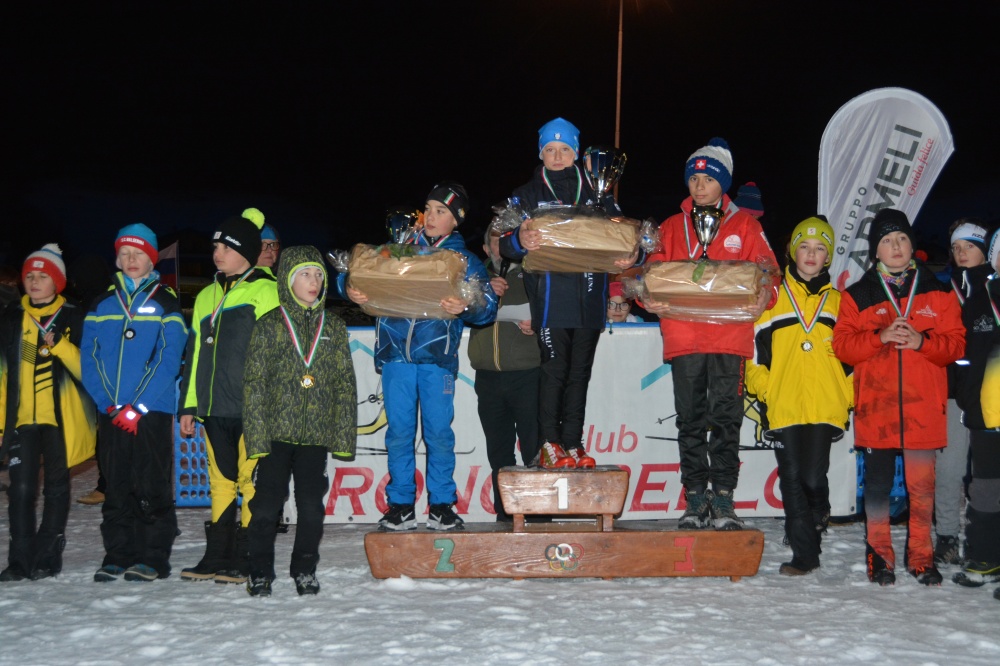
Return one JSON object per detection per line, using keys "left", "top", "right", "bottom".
{"left": 111, "top": 403, "right": 142, "bottom": 435}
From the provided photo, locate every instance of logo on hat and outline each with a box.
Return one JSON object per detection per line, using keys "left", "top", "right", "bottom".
{"left": 696, "top": 159, "right": 707, "bottom": 170}
{"left": 555, "top": 132, "right": 562, "bottom": 140}
{"left": 32, "top": 260, "right": 44, "bottom": 268}
{"left": 807, "top": 227, "right": 817, "bottom": 235}
{"left": 224, "top": 235, "right": 242, "bottom": 247}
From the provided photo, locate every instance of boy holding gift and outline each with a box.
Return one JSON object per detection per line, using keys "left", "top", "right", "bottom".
{"left": 81, "top": 225, "right": 187, "bottom": 581}
{"left": 643, "top": 137, "right": 778, "bottom": 531}
{"left": 342, "top": 182, "right": 497, "bottom": 530}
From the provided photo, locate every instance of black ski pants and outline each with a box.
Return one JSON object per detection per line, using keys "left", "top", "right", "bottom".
{"left": 537, "top": 327, "right": 600, "bottom": 448}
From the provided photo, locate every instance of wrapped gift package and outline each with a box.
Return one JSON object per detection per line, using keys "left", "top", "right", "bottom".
{"left": 347, "top": 243, "right": 468, "bottom": 319}
{"left": 643, "top": 260, "right": 766, "bottom": 323}
{"left": 522, "top": 206, "right": 639, "bottom": 273}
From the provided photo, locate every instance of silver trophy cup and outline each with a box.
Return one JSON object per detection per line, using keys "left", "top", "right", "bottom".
{"left": 583, "top": 145, "right": 627, "bottom": 208}
{"left": 691, "top": 204, "right": 724, "bottom": 259}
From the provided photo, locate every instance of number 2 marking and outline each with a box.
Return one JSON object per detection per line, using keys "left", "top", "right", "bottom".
{"left": 552, "top": 477, "right": 569, "bottom": 510}
{"left": 434, "top": 538, "right": 455, "bottom": 573}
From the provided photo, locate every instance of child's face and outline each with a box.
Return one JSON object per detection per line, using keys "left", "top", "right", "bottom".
{"left": 291, "top": 266, "right": 324, "bottom": 306}
{"left": 875, "top": 231, "right": 913, "bottom": 271}
{"left": 688, "top": 174, "right": 724, "bottom": 206}
{"left": 541, "top": 142, "right": 576, "bottom": 171}
{"left": 423, "top": 202, "right": 458, "bottom": 238}
{"left": 117, "top": 246, "right": 154, "bottom": 282}
{"left": 607, "top": 296, "right": 631, "bottom": 322}
{"left": 793, "top": 239, "right": 829, "bottom": 280}
{"left": 23, "top": 270, "right": 56, "bottom": 303}
{"left": 213, "top": 242, "right": 251, "bottom": 276}
{"left": 951, "top": 240, "right": 986, "bottom": 268}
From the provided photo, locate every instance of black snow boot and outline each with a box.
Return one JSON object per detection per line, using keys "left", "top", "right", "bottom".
{"left": 866, "top": 542, "right": 895, "bottom": 586}
{"left": 180, "top": 521, "right": 232, "bottom": 581}
{"left": 216, "top": 525, "right": 249, "bottom": 584}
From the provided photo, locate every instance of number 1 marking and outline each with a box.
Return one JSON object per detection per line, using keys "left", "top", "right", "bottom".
{"left": 553, "top": 477, "right": 569, "bottom": 510}
{"left": 434, "top": 538, "right": 455, "bottom": 573}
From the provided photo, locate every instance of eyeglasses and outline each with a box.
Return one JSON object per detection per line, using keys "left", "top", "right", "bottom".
{"left": 262, "top": 242, "right": 280, "bottom": 251}
{"left": 607, "top": 301, "right": 631, "bottom": 312}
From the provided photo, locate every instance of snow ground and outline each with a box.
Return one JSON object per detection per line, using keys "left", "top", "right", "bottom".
{"left": 1, "top": 463, "right": 997, "bottom": 666}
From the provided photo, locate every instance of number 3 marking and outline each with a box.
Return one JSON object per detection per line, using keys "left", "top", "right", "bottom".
{"left": 434, "top": 538, "right": 455, "bottom": 573}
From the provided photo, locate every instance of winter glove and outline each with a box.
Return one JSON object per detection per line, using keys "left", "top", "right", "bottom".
{"left": 111, "top": 403, "right": 143, "bottom": 435}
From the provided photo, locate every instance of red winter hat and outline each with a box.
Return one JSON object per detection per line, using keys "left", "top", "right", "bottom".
{"left": 609, "top": 281, "right": 624, "bottom": 299}
{"left": 22, "top": 243, "right": 67, "bottom": 294}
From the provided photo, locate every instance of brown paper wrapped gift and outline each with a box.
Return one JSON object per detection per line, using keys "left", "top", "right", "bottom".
{"left": 643, "top": 260, "right": 765, "bottom": 323}
{"left": 347, "top": 243, "right": 468, "bottom": 319}
{"left": 522, "top": 206, "right": 639, "bottom": 273}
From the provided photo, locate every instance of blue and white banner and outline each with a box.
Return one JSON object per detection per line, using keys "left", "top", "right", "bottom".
{"left": 818, "top": 87, "right": 954, "bottom": 290}
{"left": 290, "top": 324, "right": 858, "bottom": 524}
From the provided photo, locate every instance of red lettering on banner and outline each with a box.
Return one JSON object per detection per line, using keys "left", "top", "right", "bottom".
{"left": 480, "top": 475, "right": 496, "bottom": 515}
{"left": 375, "top": 471, "right": 425, "bottom": 514}
{"left": 326, "top": 468, "right": 374, "bottom": 515}
{"left": 629, "top": 463, "right": 679, "bottom": 512}
{"left": 763, "top": 466, "right": 783, "bottom": 509}
{"left": 586, "top": 424, "right": 639, "bottom": 454}
{"left": 455, "top": 465, "right": 481, "bottom": 514}
{"left": 672, "top": 536, "right": 695, "bottom": 572}
{"left": 617, "top": 425, "right": 637, "bottom": 453}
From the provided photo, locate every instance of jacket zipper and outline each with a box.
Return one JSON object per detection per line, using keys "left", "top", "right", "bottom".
{"left": 405, "top": 319, "right": 415, "bottom": 362}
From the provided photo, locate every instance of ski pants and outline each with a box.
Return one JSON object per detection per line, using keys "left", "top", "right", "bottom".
{"left": 774, "top": 424, "right": 836, "bottom": 568}
{"left": 864, "top": 447, "right": 936, "bottom": 570}
{"left": 934, "top": 399, "right": 969, "bottom": 538}
{"left": 382, "top": 361, "right": 457, "bottom": 506}
{"left": 536, "top": 327, "right": 600, "bottom": 448}
{"left": 671, "top": 353, "right": 745, "bottom": 492}
{"left": 5, "top": 424, "right": 69, "bottom": 576}
{"left": 964, "top": 429, "right": 1000, "bottom": 563}
{"left": 204, "top": 416, "right": 257, "bottom": 527}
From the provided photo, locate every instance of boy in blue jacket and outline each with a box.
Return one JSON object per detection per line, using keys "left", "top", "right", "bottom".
{"left": 342, "top": 182, "right": 498, "bottom": 530}
{"left": 81, "top": 224, "right": 188, "bottom": 582}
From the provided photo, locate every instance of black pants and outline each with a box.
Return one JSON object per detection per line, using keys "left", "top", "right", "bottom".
{"left": 99, "top": 411, "right": 177, "bottom": 574}
{"left": 5, "top": 424, "right": 69, "bottom": 575}
{"left": 474, "top": 367, "right": 541, "bottom": 519}
{"left": 671, "top": 353, "right": 745, "bottom": 492}
{"left": 774, "top": 424, "right": 835, "bottom": 567}
{"left": 965, "top": 429, "right": 1000, "bottom": 563}
{"left": 537, "top": 327, "right": 601, "bottom": 447}
{"left": 247, "top": 442, "right": 329, "bottom": 580}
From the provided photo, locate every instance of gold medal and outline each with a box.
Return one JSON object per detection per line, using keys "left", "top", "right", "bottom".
{"left": 801, "top": 340, "right": 813, "bottom": 352}
{"left": 301, "top": 374, "right": 316, "bottom": 389}
{"left": 38, "top": 345, "right": 52, "bottom": 358}
{"left": 205, "top": 335, "right": 214, "bottom": 346}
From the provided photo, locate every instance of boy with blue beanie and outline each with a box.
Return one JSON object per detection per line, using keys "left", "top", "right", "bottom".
{"left": 81, "top": 223, "right": 188, "bottom": 581}
{"left": 500, "top": 117, "right": 639, "bottom": 469}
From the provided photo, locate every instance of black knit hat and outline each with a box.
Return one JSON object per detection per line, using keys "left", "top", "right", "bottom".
{"left": 868, "top": 208, "right": 915, "bottom": 263}
{"left": 214, "top": 208, "right": 265, "bottom": 266}
{"left": 426, "top": 182, "right": 469, "bottom": 226}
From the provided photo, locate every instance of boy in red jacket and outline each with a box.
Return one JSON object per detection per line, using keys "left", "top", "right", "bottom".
{"left": 643, "top": 138, "right": 777, "bottom": 530}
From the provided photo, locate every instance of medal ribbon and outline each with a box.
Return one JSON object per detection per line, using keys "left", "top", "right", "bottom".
{"left": 28, "top": 306, "right": 64, "bottom": 336}
{"left": 541, "top": 165, "right": 583, "bottom": 206}
{"left": 879, "top": 269, "right": 920, "bottom": 319}
{"left": 682, "top": 220, "right": 704, "bottom": 260}
{"left": 116, "top": 283, "right": 160, "bottom": 325}
{"left": 782, "top": 281, "right": 830, "bottom": 335}
{"left": 988, "top": 283, "right": 1000, "bottom": 328}
{"left": 280, "top": 306, "right": 325, "bottom": 369}
{"left": 950, "top": 278, "right": 965, "bottom": 306}
{"left": 209, "top": 270, "right": 252, "bottom": 332}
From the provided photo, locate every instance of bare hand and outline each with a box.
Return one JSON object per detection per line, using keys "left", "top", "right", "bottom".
{"left": 346, "top": 287, "right": 368, "bottom": 305}
{"left": 880, "top": 317, "right": 922, "bottom": 349}
{"left": 614, "top": 248, "right": 640, "bottom": 269}
{"left": 180, "top": 414, "right": 196, "bottom": 438}
{"left": 43, "top": 331, "right": 56, "bottom": 347}
{"left": 519, "top": 224, "right": 542, "bottom": 252}
{"left": 745, "top": 286, "right": 772, "bottom": 320}
{"left": 490, "top": 277, "right": 509, "bottom": 297}
{"left": 440, "top": 297, "right": 468, "bottom": 316}
{"left": 643, "top": 297, "right": 671, "bottom": 315}
{"left": 517, "top": 319, "right": 534, "bottom": 335}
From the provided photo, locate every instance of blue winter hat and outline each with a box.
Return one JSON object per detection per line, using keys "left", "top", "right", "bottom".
{"left": 538, "top": 117, "right": 580, "bottom": 159}
{"left": 115, "top": 223, "right": 159, "bottom": 264}
{"left": 733, "top": 182, "right": 764, "bottom": 218}
{"left": 684, "top": 137, "right": 734, "bottom": 194}
{"left": 261, "top": 223, "right": 280, "bottom": 242}
{"left": 989, "top": 228, "right": 1000, "bottom": 273}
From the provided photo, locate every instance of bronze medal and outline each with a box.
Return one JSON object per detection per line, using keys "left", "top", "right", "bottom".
{"left": 301, "top": 374, "right": 316, "bottom": 389}
{"left": 38, "top": 345, "right": 52, "bottom": 358}
{"left": 205, "top": 335, "right": 214, "bottom": 346}
{"left": 801, "top": 340, "right": 813, "bottom": 352}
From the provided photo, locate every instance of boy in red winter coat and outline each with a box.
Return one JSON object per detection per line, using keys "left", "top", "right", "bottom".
{"left": 833, "top": 208, "right": 965, "bottom": 586}
{"left": 643, "top": 137, "right": 777, "bottom": 531}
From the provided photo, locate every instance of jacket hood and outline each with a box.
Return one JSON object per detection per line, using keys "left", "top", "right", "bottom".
{"left": 277, "top": 245, "right": 328, "bottom": 310}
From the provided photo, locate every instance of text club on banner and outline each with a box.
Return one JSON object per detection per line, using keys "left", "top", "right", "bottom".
{"left": 284, "top": 324, "right": 857, "bottom": 524}
{"left": 818, "top": 87, "right": 954, "bottom": 290}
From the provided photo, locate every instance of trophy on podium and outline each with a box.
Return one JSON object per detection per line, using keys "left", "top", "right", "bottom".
{"left": 691, "top": 204, "right": 724, "bottom": 259}
{"left": 582, "top": 145, "right": 627, "bottom": 209}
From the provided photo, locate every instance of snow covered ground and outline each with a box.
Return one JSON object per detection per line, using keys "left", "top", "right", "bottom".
{"left": 1, "top": 463, "right": 998, "bottom": 666}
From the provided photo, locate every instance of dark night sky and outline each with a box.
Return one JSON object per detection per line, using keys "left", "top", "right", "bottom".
{"left": 3, "top": 0, "right": 999, "bottom": 270}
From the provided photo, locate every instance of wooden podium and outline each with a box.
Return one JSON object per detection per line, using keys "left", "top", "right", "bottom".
{"left": 365, "top": 466, "right": 764, "bottom": 581}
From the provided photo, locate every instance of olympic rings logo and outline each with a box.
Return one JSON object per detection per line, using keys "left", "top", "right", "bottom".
{"left": 545, "top": 542, "right": 584, "bottom": 571}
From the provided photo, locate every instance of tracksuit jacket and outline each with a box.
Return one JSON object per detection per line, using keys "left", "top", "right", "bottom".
{"left": 953, "top": 264, "right": 1000, "bottom": 429}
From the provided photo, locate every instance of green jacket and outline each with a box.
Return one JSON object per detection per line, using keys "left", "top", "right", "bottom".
{"left": 243, "top": 245, "right": 357, "bottom": 458}
{"left": 467, "top": 262, "right": 540, "bottom": 372}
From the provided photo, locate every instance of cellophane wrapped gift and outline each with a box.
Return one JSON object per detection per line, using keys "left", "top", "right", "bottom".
{"left": 521, "top": 205, "right": 640, "bottom": 273}
{"left": 640, "top": 259, "right": 773, "bottom": 323}
{"left": 347, "top": 243, "right": 470, "bottom": 319}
